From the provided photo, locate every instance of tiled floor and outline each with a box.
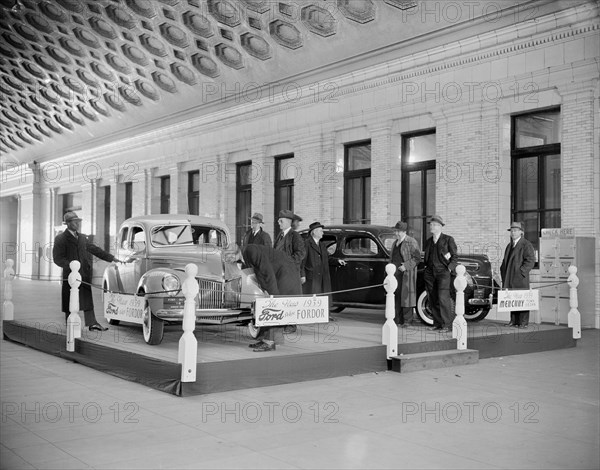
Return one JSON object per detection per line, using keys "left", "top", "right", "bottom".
{"left": 1, "top": 316, "right": 598, "bottom": 469}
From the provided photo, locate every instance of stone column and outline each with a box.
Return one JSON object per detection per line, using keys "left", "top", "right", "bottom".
{"left": 291, "top": 136, "right": 325, "bottom": 225}
{"left": 169, "top": 162, "right": 186, "bottom": 214}
{"left": 17, "top": 187, "right": 42, "bottom": 280}
{"left": 368, "top": 124, "right": 400, "bottom": 226}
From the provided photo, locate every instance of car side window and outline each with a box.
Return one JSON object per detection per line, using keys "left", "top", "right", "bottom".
{"left": 131, "top": 227, "right": 146, "bottom": 252}
{"left": 321, "top": 235, "right": 338, "bottom": 256}
{"left": 119, "top": 227, "right": 129, "bottom": 251}
{"left": 342, "top": 236, "right": 378, "bottom": 256}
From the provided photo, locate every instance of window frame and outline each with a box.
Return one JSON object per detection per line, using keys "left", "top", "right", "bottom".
{"left": 343, "top": 140, "right": 371, "bottom": 225}
{"left": 401, "top": 129, "right": 436, "bottom": 248}
{"left": 511, "top": 107, "right": 561, "bottom": 264}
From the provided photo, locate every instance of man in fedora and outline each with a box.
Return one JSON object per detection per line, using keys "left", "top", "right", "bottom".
{"left": 53, "top": 211, "right": 126, "bottom": 331}
{"left": 274, "top": 209, "right": 305, "bottom": 274}
{"left": 423, "top": 215, "right": 458, "bottom": 331}
{"left": 389, "top": 221, "right": 421, "bottom": 327}
{"left": 242, "top": 213, "right": 272, "bottom": 248}
{"left": 274, "top": 209, "right": 305, "bottom": 334}
{"left": 301, "top": 222, "right": 346, "bottom": 297}
{"left": 500, "top": 221, "right": 536, "bottom": 328}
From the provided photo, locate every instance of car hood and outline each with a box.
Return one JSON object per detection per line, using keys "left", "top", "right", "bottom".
{"left": 147, "top": 245, "right": 233, "bottom": 280}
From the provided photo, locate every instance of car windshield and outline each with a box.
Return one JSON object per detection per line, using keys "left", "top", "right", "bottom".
{"left": 151, "top": 224, "right": 226, "bottom": 247}
{"left": 379, "top": 233, "right": 398, "bottom": 254}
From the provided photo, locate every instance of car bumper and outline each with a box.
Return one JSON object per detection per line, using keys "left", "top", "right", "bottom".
{"left": 154, "top": 308, "right": 253, "bottom": 324}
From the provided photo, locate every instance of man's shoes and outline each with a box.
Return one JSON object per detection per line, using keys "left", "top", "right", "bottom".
{"left": 248, "top": 340, "right": 264, "bottom": 348}
{"left": 89, "top": 323, "right": 108, "bottom": 331}
{"left": 399, "top": 323, "right": 407, "bottom": 328}
{"left": 283, "top": 325, "right": 297, "bottom": 334}
{"left": 428, "top": 326, "right": 443, "bottom": 331}
{"left": 505, "top": 322, "right": 517, "bottom": 327}
{"left": 253, "top": 342, "right": 275, "bottom": 352}
{"left": 445, "top": 327, "right": 453, "bottom": 332}
{"left": 518, "top": 325, "right": 528, "bottom": 329}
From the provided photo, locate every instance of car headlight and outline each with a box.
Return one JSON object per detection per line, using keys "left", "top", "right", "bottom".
{"left": 162, "top": 274, "right": 181, "bottom": 296}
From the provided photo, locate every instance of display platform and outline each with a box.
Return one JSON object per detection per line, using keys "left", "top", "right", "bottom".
{"left": 1, "top": 280, "right": 577, "bottom": 396}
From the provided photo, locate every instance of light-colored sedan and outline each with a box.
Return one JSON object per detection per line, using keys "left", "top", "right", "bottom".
{"left": 102, "top": 214, "right": 264, "bottom": 345}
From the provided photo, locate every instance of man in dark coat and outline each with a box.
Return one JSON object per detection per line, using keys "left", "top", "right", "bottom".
{"left": 273, "top": 209, "right": 305, "bottom": 334}
{"left": 273, "top": 209, "right": 305, "bottom": 275}
{"left": 242, "top": 212, "right": 272, "bottom": 248}
{"left": 500, "top": 221, "right": 536, "bottom": 328}
{"left": 242, "top": 244, "right": 302, "bottom": 352}
{"left": 423, "top": 215, "right": 458, "bottom": 331}
{"left": 53, "top": 211, "right": 121, "bottom": 331}
{"left": 301, "top": 222, "right": 332, "bottom": 296}
{"left": 389, "top": 221, "right": 421, "bottom": 327}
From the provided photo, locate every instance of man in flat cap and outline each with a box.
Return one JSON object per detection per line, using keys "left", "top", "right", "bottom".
{"left": 389, "top": 221, "right": 421, "bottom": 327}
{"left": 500, "top": 221, "right": 535, "bottom": 328}
{"left": 242, "top": 213, "right": 272, "bottom": 248}
{"left": 423, "top": 215, "right": 458, "bottom": 331}
{"left": 53, "top": 211, "right": 126, "bottom": 331}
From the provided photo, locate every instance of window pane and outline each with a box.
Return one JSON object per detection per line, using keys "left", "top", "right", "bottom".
{"left": 407, "top": 172, "right": 422, "bottom": 217}
{"left": 544, "top": 154, "right": 561, "bottom": 209}
{"left": 515, "top": 110, "right": 561, "bottom": 148}
{"left": 405, "top": 133, "right": 436, "bottom": 164}
{"left": 238, "top": 165, "right": 251, "bottom": 186}
{"left": 345, "top": 178, "right": 360, "bottom": 223}
{"left": 515, "top": 157, "right": 538, "bottom": 211}
{"left": 277, "top": 157, "right": 297, "bottom": 181}
{"left": 543, "top": 210, "right": 561, "bottom": 229}
{"left": 347, "top": 144, "right": 371, "bottom": 171}
{"left": 425, "top": 169, "right": 436, "bottom": 215}
{"left": 407, "top": 218, "right": 423, "bottom": 248}
{"left": 189, "top": 171, "right": 199, "bottom": 191}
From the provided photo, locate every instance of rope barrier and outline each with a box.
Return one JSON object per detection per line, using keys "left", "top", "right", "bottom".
{"left": 11, "top": 272, "right": 383, "bottom": 300}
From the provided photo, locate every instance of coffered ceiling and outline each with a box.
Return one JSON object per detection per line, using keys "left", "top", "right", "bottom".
{"left": 0, "top": 0, "right": 535, "bottom": 166}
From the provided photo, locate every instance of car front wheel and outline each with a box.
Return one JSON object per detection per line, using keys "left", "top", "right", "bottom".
{"left": 142, "top": 296, "right": 164, "bottom": 345}
{"left": 416, "top": 291, "right": 456, "bottom": 325}
{"left": 464, "top": 307, "right": 490, "bottom": 322}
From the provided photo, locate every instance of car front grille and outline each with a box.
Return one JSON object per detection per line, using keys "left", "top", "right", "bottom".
{"left": 197, "top": 277, "right": 241, "bottom": 309}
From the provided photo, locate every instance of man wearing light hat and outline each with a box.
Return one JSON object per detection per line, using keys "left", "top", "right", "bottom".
{"left": 500, "top": 221, "right": 535, "bottom": 328}
{"left": 242, "top": 213, "right": 272, "bottom": 248}
{"left": 53, "top": 211, "right": 125, "bottom": 331}
{"left": 423, "top": 215, "right": 458, "bottom": 331}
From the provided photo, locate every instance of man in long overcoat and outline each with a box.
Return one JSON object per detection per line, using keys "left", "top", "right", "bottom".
{"left": 273, "top": 209, "right": 305, "bottom": 276}
{"left": 500, "top": 221, "right": 536, "bottom": 328}
{"left": 242, "top": 212, "right": 272, "bottom": 248}
{"left": 389, "top": 221, "right": 421, "bottom": 326}
{"left": 242, "top": 244, "right": 302, "bottom": 352}
{"left": 423, "top": 215, "right": 458, "bottom": 331}
{"left": 301, "top": 222, "right": 332, "bottom": 296}
{"left": 53, "top": 211, "right": 120, "bottom": 331}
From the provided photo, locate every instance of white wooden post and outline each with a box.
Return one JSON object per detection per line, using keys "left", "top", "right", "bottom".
{"left": 178, "top": 263, "right": 199, "bottom": 382}
{"left": 567, "top": 265, "right": 581, "bottom": 339}
{"left": 382, "top": 263, "right": 398, "bottom": 358}
{"left": 66, "top": 260, "right": 82, "bottom": 352}
{"left": 452, "top": 265, "right": 468, "bottom": 350}
{"left": 3, "top": 259, "right": 15, "bottom": 321}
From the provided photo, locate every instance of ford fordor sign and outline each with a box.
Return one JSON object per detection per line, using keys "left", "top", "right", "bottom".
{"left": 255, "top": 296, "right": 329, "bottom": 326}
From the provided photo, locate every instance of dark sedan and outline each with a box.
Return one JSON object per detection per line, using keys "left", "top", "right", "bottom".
{"left": 300, "top": 225, "right": 499, "bottom": 325}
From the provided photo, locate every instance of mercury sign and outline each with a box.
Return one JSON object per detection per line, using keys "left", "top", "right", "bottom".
{"left": 497, "top": 289, "right": 539, "bottom": 312}
{"left": 254, "top": 296, "right": 329, "bottom": 326}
